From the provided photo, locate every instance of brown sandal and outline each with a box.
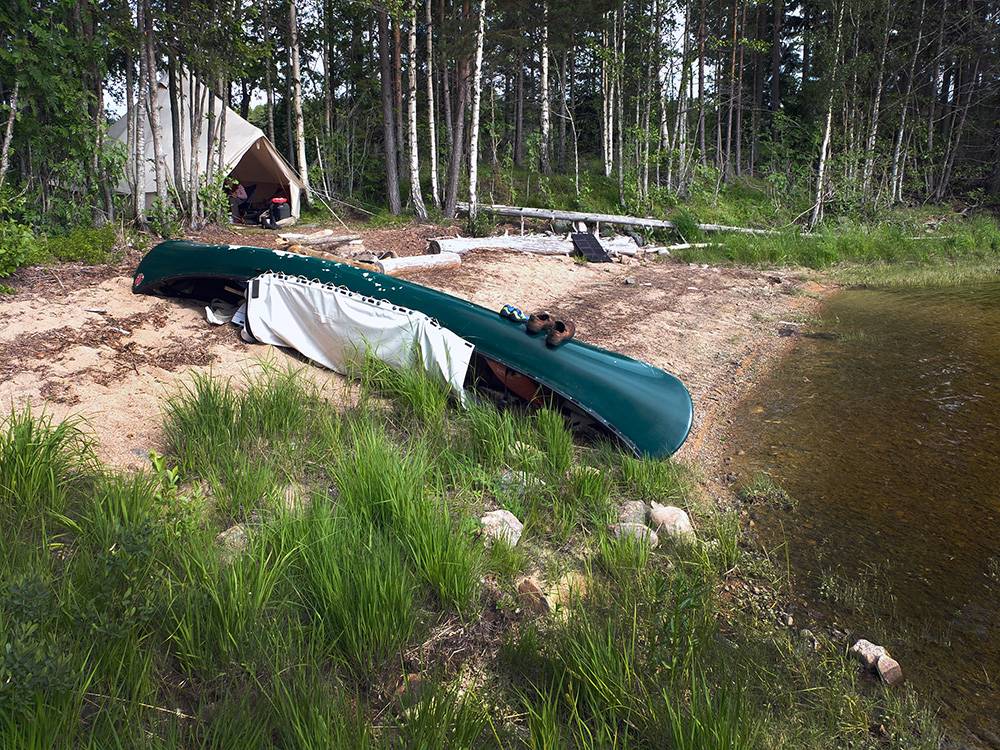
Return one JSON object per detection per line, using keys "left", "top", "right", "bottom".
{"left": 546, "top": 319, "right": 576, "bottom": 347}
{"left": 526, "top": 311, "right": 555, "bottom": 334}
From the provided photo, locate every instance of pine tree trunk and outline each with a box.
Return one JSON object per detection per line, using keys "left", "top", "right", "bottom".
{"left": 468, "top": 0, "right": 486, "bottom": 218}
{"left": 264, "top": 4, "right": 276, "bottom": 143}
{"left": 426, "top": 0, "right": 441, "bottom": 208}
{"left": 558, "top": 49, "right": 568, "bottom": 171}
{"left": 539, "top": 2, "right": 551, "bottom": 174}
{"left": 167, "top": 55, "right": 187, "bottom": 202}
{"left": 889, "top": 0, "right": 925, "bottom": 204}
{"left": 393, "top": 20, "right": 405, "bottom": 176}
{"left": 444, "top": 36, "right": 469, "bottom": 218}
{"left": 515, "top": 48, "right": 524, "bottom": 165}
{"left": 697, "top": 0, "right": 706, "bottom": 163}
{"left": 378, "top": 10, "right": 402, "bottom": 214}
{"left": 770, "top": 0, "right": 781, "bottom": 111}
{"left": 290, "top": 0, "right": 311, "bottom": 203}
{"left": 809, "top": 0, "right": 845, "bottom": 228}
{"left": 407, "top": 0, "right": 428, "bottom": 219}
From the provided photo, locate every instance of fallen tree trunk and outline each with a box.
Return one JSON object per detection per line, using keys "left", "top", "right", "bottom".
{"left": 428, "top": 233, "right": 640, "bottom": 256}
{"left": 376, "top": 252, "right": 461, "bottom": 276}
{"left": 277, "top": 231, "right": 361, "bottom": 247}
{"left": 455, "top": 202, "right": 775, "bottom": 235}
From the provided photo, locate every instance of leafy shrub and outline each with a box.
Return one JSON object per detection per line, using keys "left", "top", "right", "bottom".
{"left": 41, "top": 225, "right": 117, "bottom": 264}
{"left": 148, "top": 197, "right": 181, "bottom": 238}
{"left": 0, "top": 220, "right": 40, "bottom": 277}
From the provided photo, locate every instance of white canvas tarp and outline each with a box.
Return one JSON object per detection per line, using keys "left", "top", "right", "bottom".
{"left": 245, "top": 273, "right": 474, "bottom": 397}
{"left": 108, "top": 75, "right": 304, "bottom": 218}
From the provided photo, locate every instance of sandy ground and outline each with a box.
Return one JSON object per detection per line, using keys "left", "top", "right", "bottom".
{"left": 1, "top": 224, "right": 825, "bottom": 468}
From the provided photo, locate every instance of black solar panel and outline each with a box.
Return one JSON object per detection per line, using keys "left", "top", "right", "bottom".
{"left": 571, "top": 233, "right": 612, "bottom": 263}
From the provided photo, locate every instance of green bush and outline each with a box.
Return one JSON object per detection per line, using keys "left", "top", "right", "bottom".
{"left": 0, "top": 220, "right": 40, "bottom": 277}
{"left": 41, "top": 225, "right": 118, "bottom": 265}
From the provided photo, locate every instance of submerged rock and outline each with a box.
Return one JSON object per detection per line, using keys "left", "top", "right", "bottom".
{"left": 617, "top": 500, "right": 648, "bottom": 525}
{"left": 480, "top": 509, "right": 524, "bottom": 547}
{"left": 609, "top": 522, "right": 659, "bottom": 548}
{"left": 649, "top": 503, "right": 696, "bottom": 540}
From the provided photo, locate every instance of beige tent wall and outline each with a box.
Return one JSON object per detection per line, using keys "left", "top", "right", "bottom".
{"left": 109, "top": 75, "right": 303, "bottom": 219}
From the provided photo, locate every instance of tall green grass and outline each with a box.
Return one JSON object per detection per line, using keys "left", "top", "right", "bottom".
{"left": 0, "top": 366, "right": 945, "bottom": 748}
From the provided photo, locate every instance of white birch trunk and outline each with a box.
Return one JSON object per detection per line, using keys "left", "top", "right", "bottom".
{"left": 468, "top": 0, "right": 486, "bottom": 218}
{"left": 407, "top": 0, "right": 428, "bottom": 220}
{"left": 539, "top": 2, "right": 551, "bottom": 174}
{"left": 0, "top": 82, "right": 19, "bottom": 190}
{"left": 135, "top": 48, "right": 147, "bottom": 222}
{"left": 809, "top": 0, "right": 844, "bottom": 228}
{"left": 425, "top": 0, "right": 441, "bottom": 208}
{"left": 142, "top": 0, "right": 168, "bottom": 208}
{"left": 188, "top": 77, "right": 205, "bottom": 225}
{"left": 290, "top": 0, "right": 311, "bottom": 203}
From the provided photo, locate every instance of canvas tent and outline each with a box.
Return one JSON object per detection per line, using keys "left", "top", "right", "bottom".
{"left": 108, "top": 75, "right": 303, "bottom": 219}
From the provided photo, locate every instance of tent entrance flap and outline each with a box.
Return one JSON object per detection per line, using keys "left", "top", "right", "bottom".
{"left": 228, "top": 137, "right": 301, "bottom": 219}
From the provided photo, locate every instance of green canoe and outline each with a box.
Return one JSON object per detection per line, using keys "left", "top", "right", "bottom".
{"left": 132, "top": 240, "right": 693, "bottom": 457}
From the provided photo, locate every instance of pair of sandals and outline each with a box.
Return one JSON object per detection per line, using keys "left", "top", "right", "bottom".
{"left": 499, "top": 307, "right": 575, "bottom": 347}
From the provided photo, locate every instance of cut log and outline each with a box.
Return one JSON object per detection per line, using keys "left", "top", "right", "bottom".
{"left": 455, "top": 202, "right": 775, "bottom": 235}
{"left": 376, "top": 252, "right": 461, "bottom": 276}
{"left": 277, "top": 232, "right": 361, "bottom": 247}
{"left": 428, "top": 233, "right": 640, "bottom": 256}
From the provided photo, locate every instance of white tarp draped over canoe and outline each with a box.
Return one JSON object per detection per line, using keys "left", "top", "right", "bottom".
{"left": 244, "top": 273, "right": 474, "bottom": 397}
{"left": 107, "top": 74, "right": 304, "bottom": 218}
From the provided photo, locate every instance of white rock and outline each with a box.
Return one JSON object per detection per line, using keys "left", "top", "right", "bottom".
{"left": 609, "top": 522, "right": 659, "bottom": 548}
{"left": 649, "top": 503, "right": 696, "bottom": 540}
{"left": 480, "top": 509, "right": 524, "bottom": 547}
{"left": 617, "top": 500, "right": 647, "bottom": 525}
{"left": 850, "top": 639, "right": 888, "bottom": 670}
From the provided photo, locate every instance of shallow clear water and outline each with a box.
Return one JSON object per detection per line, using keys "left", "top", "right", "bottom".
{"left": 728, "top": 282, "right": 1000, "bottom": 740}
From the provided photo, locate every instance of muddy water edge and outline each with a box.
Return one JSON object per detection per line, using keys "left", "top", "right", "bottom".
{"left": 726, "top": 282, "right": 1000, "bottom": 744}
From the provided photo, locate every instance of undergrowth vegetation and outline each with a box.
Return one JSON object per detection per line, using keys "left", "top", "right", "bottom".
{"left": 0, "top": 363, "right": 942, "bottom": 748}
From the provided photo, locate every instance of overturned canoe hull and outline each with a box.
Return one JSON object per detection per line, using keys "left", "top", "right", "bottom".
{"left": 132, "top": 240, "right": 693, "bottom": 457}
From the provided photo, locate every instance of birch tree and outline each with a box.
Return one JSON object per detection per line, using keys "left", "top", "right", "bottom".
{"left": 468, "top": 0, "right": 486, "bottom": 218}
{"left": 0, "top": 81, "right": 18, "bottom": 190}
{"left": 539, "top": 1, "right": 551, "bottom": 174}
{"left": 425, "top": 0, "right": 441, "bottom": 208}
{"left": 141, "top": 0, "right": 168, "bottom": 209}
{"left": 289, "top": 0, "right": 310, "bottom": 204}
{"left": 809, "top": 0, "right": 845, "bottom": 228}
{"left": 407, "top": 0, "right": 428, "bottom": 220}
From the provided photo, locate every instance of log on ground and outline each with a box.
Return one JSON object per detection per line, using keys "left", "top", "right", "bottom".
{"left": 428, "top": 233, "right": 640, "bottom": 256}
{"left": 376, "top": 252, "right": 462, "bottom": 276}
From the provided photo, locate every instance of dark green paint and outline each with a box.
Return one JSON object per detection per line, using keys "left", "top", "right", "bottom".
{"left": 133, "top": 240, "right": 694, "bottom": 457}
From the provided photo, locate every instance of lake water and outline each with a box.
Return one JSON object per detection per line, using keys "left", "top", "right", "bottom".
{"left": 728, "top": 282, "right": 1000, "bottom": 743}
